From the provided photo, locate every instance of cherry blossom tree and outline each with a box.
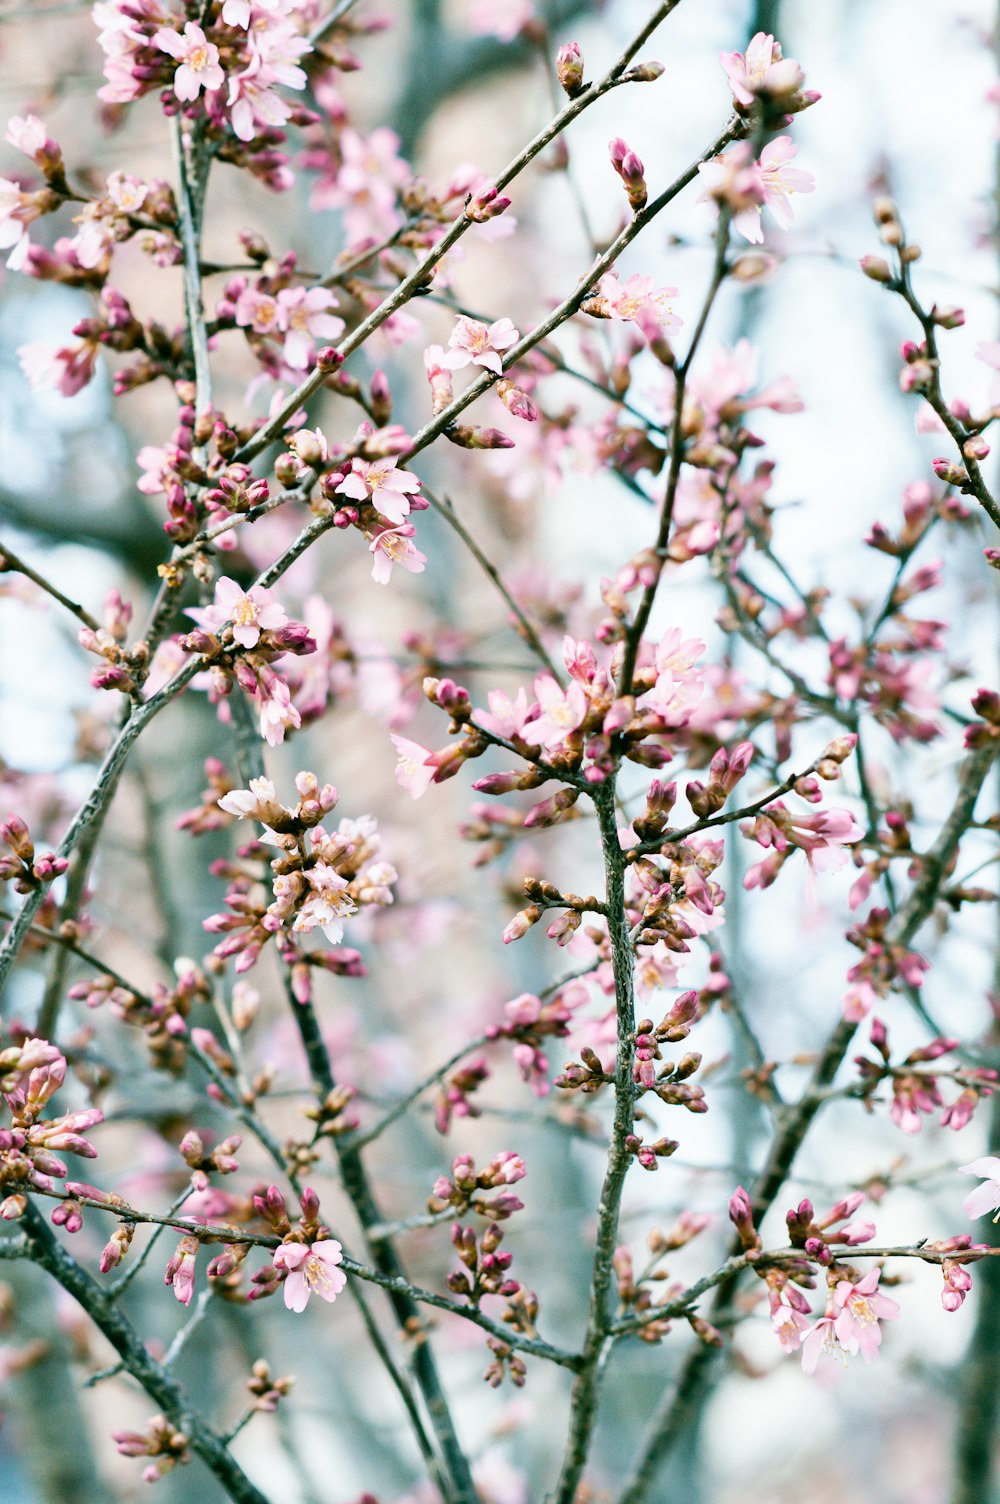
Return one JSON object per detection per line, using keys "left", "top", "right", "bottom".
{"left": 0, "top": 3, "right": 998, "bottom": 1503}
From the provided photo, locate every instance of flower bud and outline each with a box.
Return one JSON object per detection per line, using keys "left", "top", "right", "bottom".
{"left": 556, "top": 42, "right": 585, "bottom": 96}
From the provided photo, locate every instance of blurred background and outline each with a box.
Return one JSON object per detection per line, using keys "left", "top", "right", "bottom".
{"left": 0, "top": 1, "right": 998, "bottom": 1501}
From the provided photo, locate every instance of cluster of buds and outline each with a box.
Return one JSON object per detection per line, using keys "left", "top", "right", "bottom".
{"left": 632, "top": 993, "right": 700, "bottom": 1075}
{"left": 613, "top": 1246, "right": 669, "bottom": 1341}
{"left": 112, "top": 1415, "right": 190, "bottom": 1484}
{"left": 864, "top": 480, "right": 966, "bottom": 558}
{"left": 302, "top": 1083, "right": 360, "bottom": 1139}
{"left": 685, "top": 741, "right": 754, "bottom": 818}
{"left": 447, "top": 1222, "right": 519, "bottom": 1305}
{"left": 246, "top": 1358, "right": 296, "bottom": 1414}
{"left": 76, "top": 589, "right": 149, "bottom": 696}
{"left": 0, "top": 1039, "right": 102, "bottom": 1214}
{"left": 203, "top": 774, "right": 395, "bottom": 974}
{"left": 842, "top": 909, "right": 930, "bottom": 1022}
{"left": 69, "top": 956, "right": 212, "bottom": 1072}
{"left": 624, "top": 1131, "right": 679, "bottom": 1172}
{"left": 178, "top": 1129, "right": 242, "bottom": 1186}
{"left": 433, "top": 1057, "right": 489, "bottom": 1135}
{"left": 854, "top": 1019, "right": 997, "bottom": 1135}
{"left": 784, "top": 1193, "right": 877, "bottom": 1265}
{"left": 427, "top": 1152, "right": 526, "bottom": 1220}
{"left": 0, "top": 815, "right": 66, "bottom": 892}
{"left": 176, "top": 757, "right": 237, "bottom": 835}
{"left": 554, "top": 1045, "right": 612, "bottom": 1096}
{"left": 483, "top": 1337, "right": 527, "bottom": 1388}
{"left": 928, "top": 1236, "right": 988, "bottom": 1312}
{"left": 630, "top": 842, "right": 725, "bottom": 952}
{"left": 484, "top": 981, "right": 585, "bottom": 1097}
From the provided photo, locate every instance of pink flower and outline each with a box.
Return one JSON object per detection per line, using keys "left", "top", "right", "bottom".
{"left": 154, "top": 24, "right": 225, "bottom": 102}
{"left": 369, "top": 525, "right": 427, "bottom": 585}
{"left": 801, "top": 1269, "right": 900, "bottom": 1373}
{"left": 19, "top": 341, "right": 98, "bottom": 397}
{"left": 832, "top": 1269, "right": 900, "bottom": 1361}
{"left": 720, "top": 32, "right": 804, "bottom": 109}
{"left": 291, "top": 863, "right": 357, "bottom": 945}
{"left": 336, "top": 458, "right": 421, "bottom": 524}
{"left": 257, "top": 675, "right": 301, "bottom": 747}
{"left": 392, "top": 735, "right": 436, "bottom": 799}
{"left": 0, "top": 177, "right": 43, "bottom": 268}
{"left": 276, "top": 287, "right": 344, "bottom": 370}
{"left": 217, "top": 776, "right": 283, "bottom": 824}
{"left": 959, "top": 1157, "right": 1000, "bottom": 1220}
{"left": 164, "top": 1237, "right": 199, "bottom": 1307}
{"left": 228, "top": 66, "right": 293, "bottom": 145}
{"left": 597, "top": 273, "right": 681, "bottom": 331}
{"left": 441, "top": 316, "right": 519, "bottom": 376}
{"left": 771, "top": 1302, "right": 810, "bottom": 1353}
{"left": 5, "top": 114, "right": 47, "bottom": 158}
{"left": 189, "top": 577, "right": 288, "bottom": 649}
{"left": 742, "top": 801, "right": 862, "bottom": 889}
{"left": 696, "top": 143, "right": 766, "bottom": 230}
{"left": 474, "top": 687, "right": 532, "bottom": 740}
{"left": 735, "top": 137, "right": 815, "bottom": 244}
{"left": 521, "top": 675, "right": 588, "bottom": 750}
{"left": 274, "top": 1239, "right": 347, "bottom": 1312}
{"left": 235, "top": 288, "right": 282, "bottom": 335}
{"left": 314, "top": 127, "right": 408, "bottom": 241}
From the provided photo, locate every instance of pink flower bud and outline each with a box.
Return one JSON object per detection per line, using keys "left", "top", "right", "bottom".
{"left": 556, "top": 42, "right": 585, "bottom": 96}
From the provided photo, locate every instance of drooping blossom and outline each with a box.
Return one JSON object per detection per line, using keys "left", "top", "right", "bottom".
{"left": 188, "top": 577, "right": 288, "bottom": 649}
{"left": 441, "top": 316, "right": 519, "bottom": 376}
{"left": 959, "top": 1157, "right": 1000, "bottom": 1221}
{"left": 771, "top": 1300, "right": 811, "bottom": 1353}
{"left": 19, "top": 341, "right": 99, "bottom": 398}
{"left": 392, "top": 735, "right": 436, "bottom": 799}
{"left": 369, "top": 525, "right": 428, "bottom": 585}
{"left": 257, "top": 673, "right": 301, "bottom": 746}
{"left": 228, "top": 65, "right": 295, "bottom": 145}
{"left": 521, "top": 676, "right": 588, "bottom": 750}
{"left": 734, "top": 137, "right": 815, "bottom": 244}
{"left": 154, "top": 24, "right": 226, "bottom": 102}
{"left": 743, "top": 801, "right": 862, "bottom": 888}
{"left": 801, "top": 1269, "right": 900, "bottom": 1373}
{"left": 336, "top": 458, "right": 421, "bottom": 524}
{"left": 273, "top": 1239, "right": 347, "bottom": 1312}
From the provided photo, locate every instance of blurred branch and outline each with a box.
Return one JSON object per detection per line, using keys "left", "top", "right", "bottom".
{"left": 0, "top": 486, "right": 165, "bottom": 577}
{"left": 0, "top": 539, "right": 100, "bottom": 631}
{"left": 391, "top": 1, "right": 599, "bottom": 157}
